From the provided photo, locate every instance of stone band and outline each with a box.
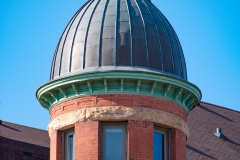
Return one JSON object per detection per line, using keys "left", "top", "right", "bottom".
{"left": 48, "top": 106, "right": 190, "bottom": 138}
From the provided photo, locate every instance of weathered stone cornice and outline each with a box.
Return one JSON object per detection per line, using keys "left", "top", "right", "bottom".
{"left": 48, "top": 106, "right": 190, "bottom": 139}
{"left": 37, "top": 72, "right": 201, "bottom": 112}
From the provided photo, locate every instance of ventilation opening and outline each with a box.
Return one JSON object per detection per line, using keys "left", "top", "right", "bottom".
{"left": 214, "top": 128, "right": 225, "bottom": 139}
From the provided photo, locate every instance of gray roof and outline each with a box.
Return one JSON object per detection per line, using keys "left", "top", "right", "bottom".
{"left": 51, "top": 0, "right": 187, "bottom": 81}
{"left": 187, "top": 102, "right": 240, "bottom": 160}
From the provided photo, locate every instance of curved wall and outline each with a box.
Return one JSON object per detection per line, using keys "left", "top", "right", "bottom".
{"left": 49, "top": 94, "right": 188, "bottom": 160}
{"left": 50, "top": 94, "right": 187, "bottom": 121}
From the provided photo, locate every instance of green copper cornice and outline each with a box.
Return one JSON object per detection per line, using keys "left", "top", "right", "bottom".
{"left": 36, "top": 72, "right": 201, "bottom": 113}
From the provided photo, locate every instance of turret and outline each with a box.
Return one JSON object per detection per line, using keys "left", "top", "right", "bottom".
{"left": 36, "top": 0, "right": 201, "bottom": 159}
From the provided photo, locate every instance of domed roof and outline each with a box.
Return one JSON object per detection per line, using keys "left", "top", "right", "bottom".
{"left": 51, "top": 0, "right": 187, "bottom": 81}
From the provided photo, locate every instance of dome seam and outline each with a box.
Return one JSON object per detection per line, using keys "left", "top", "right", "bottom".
{"left": 50, "top": 0, "right": 188, "bottom": 81}
{"left": 69, "top": 0, "right": 93, "bottom": 73}
{"left": 125, "top": 0, "right": 133, "bottom": 66}
{"left": 133, "top": 0, "right": 150, "bottom": 68}
{"left": 51, "top": 5, "right": 85, "bottom": 80}
{"left": 99, "top": 0, "right": 110, "bottom": 67}
{"left": 151, "top": 3, "right": 175, "bottom": 76}
{"left": 143, "top": 0, "right": 163, "bottom": 71}
{"left": 58, "top": 8, "right": 83, "bottom": 78}
{"left": 115, "top": 0, "right": 120, "bottom": 66}
{"left": 83, "top": 0, "right": 101, "bottom": 69}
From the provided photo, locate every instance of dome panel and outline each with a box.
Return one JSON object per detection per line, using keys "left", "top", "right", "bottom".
{"left": 51, "top": 0, "right": 188, "bottom": 81}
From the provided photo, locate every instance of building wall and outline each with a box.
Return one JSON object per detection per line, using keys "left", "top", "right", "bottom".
{"left": 50, "top": 131, "right": 62, "bottom": 160}
{"left": 75, "top": 121, "right": 100, "bottom": 160}
{"left": 171, "top": 129, "right": 187, "bottom": 160}
{"left": 128, "top": 120, "right": 154, "bottom": 160}
{"left": 0, "top": 136, "right": 50, "bottom": 160}
{"left": 49, "top": 94, "right": 188, "bottom": 160}
{"left": 50, "top": 95, "right": 187, "bottom": 122}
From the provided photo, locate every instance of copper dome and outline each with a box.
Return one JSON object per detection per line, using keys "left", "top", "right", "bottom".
{"left": 50, "top": 0, "right": 187, "bottom": 81}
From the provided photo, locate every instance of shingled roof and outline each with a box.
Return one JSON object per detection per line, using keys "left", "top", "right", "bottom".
{"left": 0, "top": 121, "right": 49, "bottom": 148}
{"left": 187, "top": 101, "right": 240, "bottom": 160}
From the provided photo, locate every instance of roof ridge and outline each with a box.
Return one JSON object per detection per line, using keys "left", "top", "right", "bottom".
{"left": 200, "top": 101, "right": 240, "bottom": 113}
{"left": 2, "top": 120, "right": 48, "bottom": 132}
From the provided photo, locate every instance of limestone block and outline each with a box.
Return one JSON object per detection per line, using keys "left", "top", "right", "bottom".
{"left": 142, "top": 108, "right": 190, "bottom": 137}
{"left": 86, "top": 107, "right": 142, "bottom": 121}
{"left": 48, "top": 109, "right": 86, "bottom": 135}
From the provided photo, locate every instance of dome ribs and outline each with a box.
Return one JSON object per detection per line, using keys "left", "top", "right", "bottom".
{"left": 133, "top": 0, "right": 149, "bottom": 68}
{"left": 51, "top": 40, "right": 60, "bottom": 80}
{"left": 115, "top": 0, "right": 120, "bottom": 66}
{"left": 62, "top": 4, "right": 91, "bottom": 75}
{"left": 58, "top": 8, "right": 83, "bottom": 78}
{"left": 128, "top": 0, "right": 148, "bottom": 67}
{"left": 100, "top": 0, "right": 118, "bottom": 66}
{"left": 83, "top": 0, "right": 101, "bottom": 69}
{"left": 161, "top": 10, "right": 187, "bottom": 79}
{"left": 52, "top": 9, "right": 80, "bottom": 79}
{"left": 168, "top": 24, "right": 184, "bottom": 79}
{"left": 71, "top": 1, "right": 97, "bottom": 72}
{"left": 172, "top": 29, "right": 188, "bottom": 80}
{"left": 148, "top": 2, "right": 185, "bottom": 79}
{"left": 116, "top": 0, "right": 132, "bottom": 66}
{"left": 156, "top": 8, "right": 187, "bottom": 79}
{"left": 50, "top": 0, "right": 188, "bottom": 81}
{"left": 98, "top": 0, "right": 110, "bottom": 67}
{"left": 142, "top": 0, "right": 163, "bottom": 71}
{"left": 148, "top": 2, "right": 175, "bottom": 75}
{"left": 124, "top": 0, "right": 133, "bottom": 66}
{"left": 69, "top": 1, "right": 93, "bottom": 73}
{"left": 158, "top": 10, "right": 183, "bottom": 78}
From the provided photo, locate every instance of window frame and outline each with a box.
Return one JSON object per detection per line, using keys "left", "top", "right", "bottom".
{"left": 62, "top": 128, "right": 75, "bottom": 160}
{"left": 101, "top": 122, "right": 128, "bottom": 160}
{"left": 154, "top": 126, "right": 170, "bottom": 160}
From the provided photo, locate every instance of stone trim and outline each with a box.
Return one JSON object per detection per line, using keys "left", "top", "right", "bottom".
{"left": 48, "top": 106, "right": 190, "bottom": 138}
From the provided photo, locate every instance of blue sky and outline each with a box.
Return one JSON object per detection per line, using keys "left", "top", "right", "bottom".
{"left": 0, "top": 0, "right": 239, "bottom": 130}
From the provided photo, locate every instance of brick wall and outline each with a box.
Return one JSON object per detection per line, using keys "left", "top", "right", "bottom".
{"left": 75, "top": 121, "right": 100, "bottom": 160}
{"left": 0, "top": 136, "right": 49, "bottom": 160}
{"left": 49, "top": 94, "right": 188, "bottom": 160}
{"left": 51, "top": 95, "right": 187, "bottom": 122}
{"left": 171, "top": 129, "right": 187, "bottom": 160}
{"left": 49, "top": 121, "right": 187, "bottom": 160}
{"left": 50, "top": 131, "right": 62, "bottom": 160}
{"left": 128, "top": 120, "right": 154, "bottom": 160}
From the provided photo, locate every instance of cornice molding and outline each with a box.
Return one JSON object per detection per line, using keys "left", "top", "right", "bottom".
{"left": 36, "top": 72, "right": 201, "bottom": 112}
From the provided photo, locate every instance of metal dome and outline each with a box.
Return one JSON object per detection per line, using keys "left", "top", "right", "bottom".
{"left": 51, "top": 0, "right": 187, "bottom": 81}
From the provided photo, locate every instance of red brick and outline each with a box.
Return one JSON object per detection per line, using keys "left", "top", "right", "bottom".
{"left": 49, "top": 94, "right": 188, "bottom": 160}
{"left": 128, "top": 120, "right": 154, "bottom": 160}
{"left": 171, "top": 129, "right": 187, "bottom": 160}
{"left": 50, "top": 131, "right": 62, "bottom": 160}
{"left": 51, "top": 94, "right": 187, "bottom": 122}
{"left": 75, "top": 121, "right": 100, "bottom": 160}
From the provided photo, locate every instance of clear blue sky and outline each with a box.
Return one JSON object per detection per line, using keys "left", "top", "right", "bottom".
{"left": 0, "top": 0, "right": 239, "bottom": 130}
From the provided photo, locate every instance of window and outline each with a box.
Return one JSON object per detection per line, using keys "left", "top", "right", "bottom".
{"left": 101, "top": 123, "right": 127, "bottom": 160}
{"left": 154, "top": 127, "right": 170, "bottom": 160}
{"left": 63, "top": 128, "right": 75, "bottom": 160}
